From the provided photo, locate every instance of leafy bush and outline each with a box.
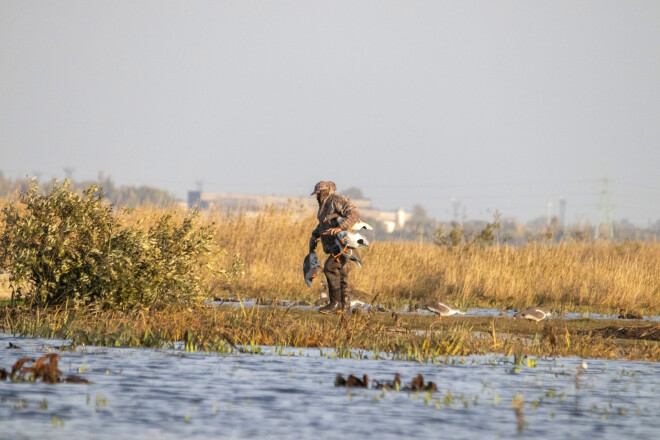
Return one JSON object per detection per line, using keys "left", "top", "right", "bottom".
{"left": 0, "top": 180, "right": 217, "bottom": 309}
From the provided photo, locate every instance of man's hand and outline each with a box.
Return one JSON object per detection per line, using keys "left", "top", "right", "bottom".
{"left": 324, "top": 227, "right": 342, "bottom": 236}
{"left": 309, "top": 237, "right": 318, "bottom": 253}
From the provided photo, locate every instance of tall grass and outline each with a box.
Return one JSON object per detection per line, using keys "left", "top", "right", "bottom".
{"left": 2, "top": 199, "right": 659, "bottom": 314}
{"left": 208, "top": 208, "right": 660, "bottom": 314}
{"left": 1, "top": 305, "right": 657, "bottom": 361}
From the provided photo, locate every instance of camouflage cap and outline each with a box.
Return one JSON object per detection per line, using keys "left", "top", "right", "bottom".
{"left": 311, "top": 181, "right": 332, "bottom": 195}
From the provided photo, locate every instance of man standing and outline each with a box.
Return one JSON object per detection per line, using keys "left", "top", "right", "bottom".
{"left": 309, "top": 181, "right": 360, "bottom": 314}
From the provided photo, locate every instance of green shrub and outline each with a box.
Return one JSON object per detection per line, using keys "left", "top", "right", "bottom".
{"left": 0, "top": 180, "right": 217, "bottom": 309}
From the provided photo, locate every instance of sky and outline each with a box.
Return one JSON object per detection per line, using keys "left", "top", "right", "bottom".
{"left": 1, "top": 1, "right": 659, "bottom": 226}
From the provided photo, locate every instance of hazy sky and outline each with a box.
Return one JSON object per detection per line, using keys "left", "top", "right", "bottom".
{"left": 2, "top": 1, "right": 659, "bottom": 225}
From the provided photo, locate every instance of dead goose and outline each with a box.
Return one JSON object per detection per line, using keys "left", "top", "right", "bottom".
{"left": 335, "top": 230, "right": 369, "bottom": 249}
{"left": 325, "top": 214, "right": 373, "bottom": 231}
{"left": 513, "top": 307, "right": 551, "bottom": 324}
{"left": 302, "top": 251, "right": 322, "bottom": 287}
{"left": 414, "top": 301, "right": 465, "bottom": 320}
{"left": 337, "top": 247, "right": 363, "bottom": 267}
{"left": 319, "top": 230, "right": 367, "bottom": 267}
{"left": 351, "top": 220, "right": 373, "bottom": 231}
{"left": 335, "top": 231, "right": 369, "bottom": 267}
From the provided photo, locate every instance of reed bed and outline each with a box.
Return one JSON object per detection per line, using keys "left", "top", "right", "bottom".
{"left": 208, "top": 208, "right": 660, "bottom": 315}
{"left": 2, "top": 201, "right": 659, "bottom": 315}
{"left": 1, "top": 305, "right": 657, "bottom": 362}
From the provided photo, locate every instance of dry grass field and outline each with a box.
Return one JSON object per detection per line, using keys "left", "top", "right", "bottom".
{"left": 1, "top": 200, "right": 659, "bottom": 315}
{"left": 208, "top": 207, "right": 660, "bottom": 316}
{"left": 1, "top": 202, "right": 658, "bottom": 361}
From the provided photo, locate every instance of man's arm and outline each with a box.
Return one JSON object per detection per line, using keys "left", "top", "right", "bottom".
{"left": 309, "top": 224, "right": 321, "bottom": 252}
{"left": 335, "top": 197, "right": 360, "bottom": 231}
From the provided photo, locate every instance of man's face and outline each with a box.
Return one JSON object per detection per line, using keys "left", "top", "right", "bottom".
{"left": 316, "top": 189, "right": 329, "bottom": 202}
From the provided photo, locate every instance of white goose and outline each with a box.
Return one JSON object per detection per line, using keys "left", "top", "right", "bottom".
{"left": 513, "top": 307, "right": 551, "bottom": 324}
{"left": 414, "top": 301, "right": 466, "bottom": 320}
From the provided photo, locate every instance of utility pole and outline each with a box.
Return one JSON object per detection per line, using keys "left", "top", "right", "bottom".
{"left": 595, "top": 177, "right": 614, "bottom": 240}
{"left": 559, "top": 196, "right": 566, "bottom": 228}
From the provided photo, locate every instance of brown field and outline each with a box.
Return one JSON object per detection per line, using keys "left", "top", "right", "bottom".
{"left": 2, "top": 203, "right": 658, "bottom": 315}
{"left": 207, "top": 207, "right": 660, "bottom": 316}
{"left": 1, "top": 202, "right": 658, "bottom": 361}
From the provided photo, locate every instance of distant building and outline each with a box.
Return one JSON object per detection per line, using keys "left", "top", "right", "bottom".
{"left": 187, "top": 191, "right": 410, "bottom": 233}
{"left": 361, "top": 207, "right": 411, "bottom": 233}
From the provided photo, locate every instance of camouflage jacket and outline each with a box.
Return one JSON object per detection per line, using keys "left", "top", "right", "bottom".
{"left": 311, "top": 193, "right": 360, "bottom": 254}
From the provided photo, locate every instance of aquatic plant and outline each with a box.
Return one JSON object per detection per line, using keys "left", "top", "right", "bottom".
{"left": 2, "top": 304, "right": 656, "bottom": 361}
{"left": 2, "top": 353, "right": 93, "bottom": 384}
{"left": 334, "top": 373, "right": 436, "bottom": 392}
{"left": 511, "top": 394, "right": 526, "bottom": 433}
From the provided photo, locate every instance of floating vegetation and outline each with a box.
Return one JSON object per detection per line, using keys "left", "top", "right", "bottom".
{"left": 373, "top": 373, "right": 401, "bottom": 391}
{"left": 0, "top": 354, "right": 93, "bottom": 384}
{"left": 335, "top": 374, "right": 369, "bottom": 388}
{"left": 335, "top": 373, "right": 437, "bottom": 392}
{"left": 511, "top": 394, "right": 527, "bottom": 433}
{"left": 407, "top": 374, "right": 437, "bottom": 392}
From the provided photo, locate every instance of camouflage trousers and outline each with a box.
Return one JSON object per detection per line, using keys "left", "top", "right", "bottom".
{"left": 323, "top": 249, "right": 360, "bottom": 305}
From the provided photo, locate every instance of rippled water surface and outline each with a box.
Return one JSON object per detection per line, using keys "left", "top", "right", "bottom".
{"left": 0, "top": 334, "right": 658, "bottom": 439}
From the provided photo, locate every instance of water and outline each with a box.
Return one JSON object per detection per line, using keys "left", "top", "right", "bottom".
{"left": 209, "top": 298, "right": 660, "bottom": 321}
{"left": 0, "top": 334, "right": 658, "bottom": 439}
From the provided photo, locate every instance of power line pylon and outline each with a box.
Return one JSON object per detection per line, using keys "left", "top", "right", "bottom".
{"left": 594, "top": 177, "right": 614, "bottom": 240}
{"left": 559, "top": 196, "right": 566, "bottom": 228}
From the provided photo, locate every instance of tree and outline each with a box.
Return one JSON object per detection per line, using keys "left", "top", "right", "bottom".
{"left": 0, "top": 180, "right": 216, "bottom": 309}
{"left": 341, "top": 187, "right": 366, "bottom": 200}
{"left": 407, "top": 204, "right": 437, "bottom": 243}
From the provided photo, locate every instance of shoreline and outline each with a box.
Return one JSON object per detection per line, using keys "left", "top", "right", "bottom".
{"left": 1, "top": 304, "right": 657, "bottom": 362}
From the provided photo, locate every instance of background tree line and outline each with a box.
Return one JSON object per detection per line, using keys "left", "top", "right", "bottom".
{"left": 0, "top": 171, "right": 177, "bottom": 208}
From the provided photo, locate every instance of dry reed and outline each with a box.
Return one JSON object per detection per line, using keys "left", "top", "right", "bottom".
{"left": 2, "top": 202, "right": 659, "bottom": 315}
{"left": 207, "top": 207, "right": 660, "bottom": 315}
{"left": 1, "top": 305, "right": 657, "bottom": 362}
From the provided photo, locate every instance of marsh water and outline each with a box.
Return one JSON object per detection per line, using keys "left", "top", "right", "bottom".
{"left": 0, "top": 334, "right": 658, "bottom": 439}
{"left": 210, "top": 298, "right": 660, "bottom": 321}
